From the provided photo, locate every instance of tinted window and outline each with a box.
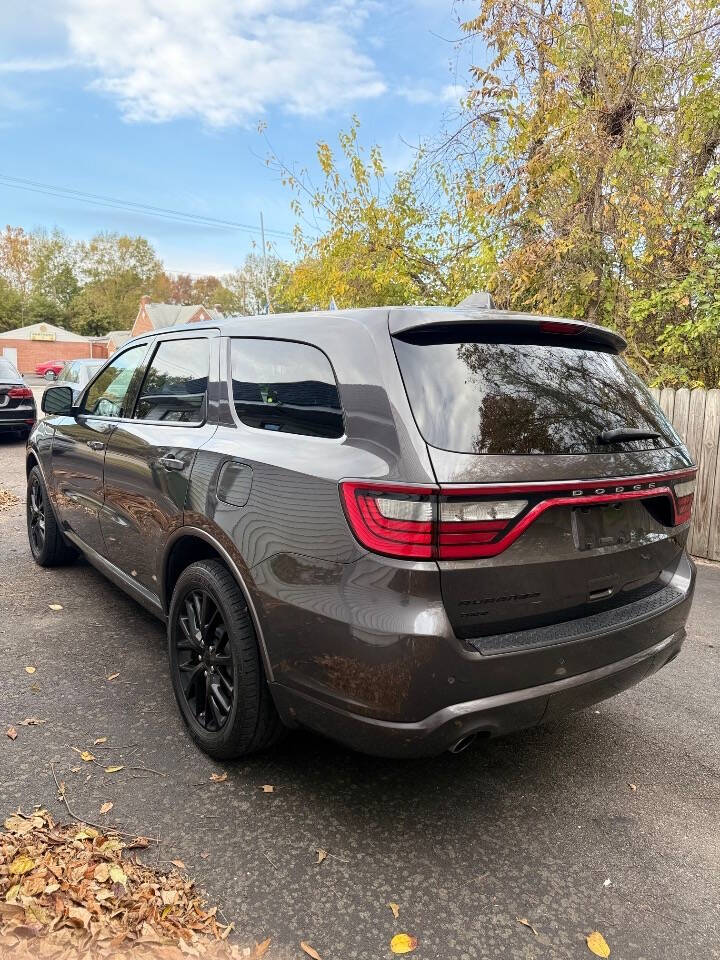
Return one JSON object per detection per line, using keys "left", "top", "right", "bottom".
{"left": 135, "top": 338, "right": 209, "bottom": 423}
{"left": 230, "top": 338, "right": 343, "bottom": 438}
{"left": 82, "top": 345, "right": 148, "bottom": 418}
{"left": 393, "top": 325, "right": 679, "bottom": 455}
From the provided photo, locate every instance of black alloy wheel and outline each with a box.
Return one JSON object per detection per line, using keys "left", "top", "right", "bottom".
{"left": 28, "top": 474, "right": 45, "bottom": 555}
{"left": 175, "top": 589, "right": 235, "bottom": 731}
{"left": 168, "top": 559, "right": 284, "bottom": 759}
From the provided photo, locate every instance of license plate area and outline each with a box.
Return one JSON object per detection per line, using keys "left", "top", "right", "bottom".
{"left": 572, "top": 503, "right": 631, "bottom": 551}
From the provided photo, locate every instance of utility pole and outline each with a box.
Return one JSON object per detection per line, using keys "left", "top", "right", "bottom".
{"left": 260, "top": 211, "right": 271, "bottom": 314}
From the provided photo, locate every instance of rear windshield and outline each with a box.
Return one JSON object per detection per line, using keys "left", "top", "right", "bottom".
{"left": 393, "top": 326, "right": 679, "bottom": 455}
{"left": 0, "top": 359, "right": 19, "bottom": 380}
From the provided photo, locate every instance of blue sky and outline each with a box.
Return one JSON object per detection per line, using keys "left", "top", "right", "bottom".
{"left": 0, "top": 1, "right": 476, "bottom": 277}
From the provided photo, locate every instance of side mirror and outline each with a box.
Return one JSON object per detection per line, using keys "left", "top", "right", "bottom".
{"left": 42, "top": 385, "right": 75, "bottom": 415}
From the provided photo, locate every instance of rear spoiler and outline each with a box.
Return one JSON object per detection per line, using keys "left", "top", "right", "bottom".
{"left": 388, "top": 307, "right": 627, "bottom": 353}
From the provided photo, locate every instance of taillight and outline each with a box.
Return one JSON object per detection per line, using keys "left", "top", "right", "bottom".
{"left": 538, "top": 320, "right": 584, "bottom": 335}
{"left": 8, "top": 387, "right": 33, "bottom": 399}
{"left": 437, "top": 497, "right": 527, "bottom": 558}
{"left": 341, "top": 470, "right": 696, "bottom": 560}
{"left": 339, "top": 482, "right": 435, "bottom": 559}
{"left": 674, "top": 479, "right": 695, "bottom": 525}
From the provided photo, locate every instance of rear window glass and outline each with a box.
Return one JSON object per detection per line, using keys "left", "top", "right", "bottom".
{"left": 230, "top": 338, "right": 343, "bottom": 438}
{"left": 393, "top": 326, "right": 679, "bottom": 455}
{"left": 0, "top": 359, "right": 19, "bottom": 379}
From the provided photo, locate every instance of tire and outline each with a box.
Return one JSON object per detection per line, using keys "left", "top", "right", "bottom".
{"left": 26, "top": 466, "right": 78, "bottom": 567}
{"left": 168, "top": 559, "right": 284, "bottom": 760}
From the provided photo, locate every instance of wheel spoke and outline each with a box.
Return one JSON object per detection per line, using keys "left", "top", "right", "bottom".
{"left": 174, "top": 588, "right": 235, "bottom": 732}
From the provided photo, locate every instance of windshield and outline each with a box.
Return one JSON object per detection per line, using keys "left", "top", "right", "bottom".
{"left": 0, "top": 359, "right": 19, "bottom": 380}
{"left": 393, "top": 326, "right": 679, "bottom": 455}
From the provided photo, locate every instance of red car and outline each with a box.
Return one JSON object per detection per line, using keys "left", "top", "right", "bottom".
{"left": 35, "top": 359, "right": 67, "bottom": 380}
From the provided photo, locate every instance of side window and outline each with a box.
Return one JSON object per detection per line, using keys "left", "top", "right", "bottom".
{"left": 230, "top": 338, "right": 344, "bottom": 438}
{"left": 82, "top": 344, "right": 148, "bottom": 418}
{"left": 134, "top": 338, "right": 210, "bottom": 424}
{"left": 60, "top": 363, "right": 79, "bottom": 385}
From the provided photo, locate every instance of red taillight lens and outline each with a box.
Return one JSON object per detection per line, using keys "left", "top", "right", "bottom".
{"left": 8, "top": 387, "right": 33, "bottom": 399}
{"left": 539, "top": 320, "right": 584, "bottom": 335}
{"left": 673, "top": 479, "right": 695, "bottom": 525}
{"left": 339, "top": 482, "right": 529, "bottom": 560}
{"left": 339, "top": 482, "right": 435, "bottom": 559}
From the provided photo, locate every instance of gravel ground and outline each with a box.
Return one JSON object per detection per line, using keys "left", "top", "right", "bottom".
{"left": 1, "top": 433, "right": 718, "bottom": 960}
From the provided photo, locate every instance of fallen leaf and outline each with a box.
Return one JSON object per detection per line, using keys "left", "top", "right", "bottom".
{"left": 629, "top": 783, "right": 637, "bottom": 792}
{"left": 104, "top": 765, "right": 124, "bottom": 773}
{"left": 4, "top": 814, "right": 44, "bottom": 834}
{"left": 94, "top": 863, "right": 110, "bottom": 883}
{"left": 48, "top": 603, "right": 63, "bottom": 611}
{"left": 603, "top": 878, "right": 612, "bottom": 887}
{"left": 67, "top": 906, "right": 91, "bottom": 928}
{"left": 9, "top": 854, "right": 35, "bottom": 875}
{"left": 99, "top": 801, "right": 113, "bottom": 815}
{"left": 388, "top": 902, "right": 400, "bottom": 919}
{"left": 210, "top": 771, "right": 227, "bottom": 782}
{"left": 18, "top": 717, "right": 47, "bottom": 726}
{"left": 94, "top": 737, "right": 107, "bottom": 745}
{"left": 261, "top": 784, "right": 274, "bottom": 793}
{"left": 253, "top": 938, "right": 272, "bottom": 958}
{"left": 200, "top": 851, "right": 209, "bottom": 859}
{"left": 586, "top": 931, "right": 611, "bottom": 957}
{"left": 109, "top": 865, "right": 127, "bottom": 886}
{"left": 22, "top": 875, "right": 46, "bottom": 896}
{"left": 24, "top": 666, "right": 36, "bottom": 675}
{"left": 80, "top": 750, "right": 95, "bottom": 763}
{"left": 6, "top": 727, "right": 17, "bottom": 740}
{"left": 171, "top": 859, "right": 186, "bottom": 870}
{"left": 517, "top": 917, "right": 538, "bottom": 936}
{"left": 106, "top": 672, "right": 120, "bottom": 681}
{"left": 390, "top": 933, "right": 418, "bottom": 954}
{"left": 316, "top": 848, "right": 328, "bottom": 864}
{"left": 300, "top": 942, "right": 322, "bottom": 960}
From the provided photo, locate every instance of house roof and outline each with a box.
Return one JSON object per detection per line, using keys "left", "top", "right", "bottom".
{"left": 144, "top": 304, "right": 211, "bottom": 329}
{"left": 0, "top": 322, "right": 90, "bottom": 342}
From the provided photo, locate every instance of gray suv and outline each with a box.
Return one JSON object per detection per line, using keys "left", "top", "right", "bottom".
{"left": 26, "top": 304, "right": 696, "bottom": 758}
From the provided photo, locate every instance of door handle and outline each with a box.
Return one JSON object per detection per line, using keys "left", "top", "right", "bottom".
{"left": 86, "top": 440, "right": 105, "bottom": 451}
{"left": 158, "top": 456, "right": 185, "bottom": 471}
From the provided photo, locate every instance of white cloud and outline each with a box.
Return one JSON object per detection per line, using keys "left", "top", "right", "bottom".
{"left": 52, "top": 0, "right": 386, "bottom": 126}
{"left": 397, "top": 82, "right": 466, "bottom": 106}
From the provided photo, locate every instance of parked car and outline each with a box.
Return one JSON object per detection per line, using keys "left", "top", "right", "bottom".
{"left": 0, "top": 357, "right": 36, "bottom": 439}
{"left": 25, "top": 302, "right": 697, "bottom": 760}
{"left": 35, "top": 359, "right": 67, "bottom": 380}
{"left": 53, "top": 358, "right": 105, "bottom": 397}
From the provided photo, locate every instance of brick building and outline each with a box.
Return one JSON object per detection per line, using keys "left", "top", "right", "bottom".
{"left": 0, "top": 322, "right": 107, "bottom": 374}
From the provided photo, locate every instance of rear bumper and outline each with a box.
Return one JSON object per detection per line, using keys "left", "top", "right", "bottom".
{"left": 272, "top": 626, "right": 686, "bottom": 757}
{"left": 0, "top": 416, "right": 35, "bottom": 432}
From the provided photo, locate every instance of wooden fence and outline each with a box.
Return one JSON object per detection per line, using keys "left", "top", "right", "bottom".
{"left": 648, "top": 386, "right": 720, "bottom": 561}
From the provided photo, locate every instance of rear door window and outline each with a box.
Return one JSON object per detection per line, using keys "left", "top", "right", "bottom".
{"left": 230, "top": 338, "right": 344, "bottom": 438}
{"left": 134, "top": 338, "right": 210, "bottom": 423}
{"left": 393, "top": 324, "right": 679, "bottom": 455}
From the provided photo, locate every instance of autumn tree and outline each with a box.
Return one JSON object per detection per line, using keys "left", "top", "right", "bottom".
{"left": 457, "top": 0, "right": 720, "bottom": 385}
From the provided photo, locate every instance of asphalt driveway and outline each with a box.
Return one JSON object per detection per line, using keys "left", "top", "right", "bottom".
{"left": 1, "top": 434, "right": 718, "bottom": 960}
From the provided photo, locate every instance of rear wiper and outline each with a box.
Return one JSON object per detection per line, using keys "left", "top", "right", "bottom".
{"left": 598, "top": 427, "right": 661, "bottom": 444}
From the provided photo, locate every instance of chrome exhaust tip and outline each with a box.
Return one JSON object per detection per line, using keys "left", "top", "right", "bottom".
{"left": 448, "top": 733, "right": 477, "bottom": 754}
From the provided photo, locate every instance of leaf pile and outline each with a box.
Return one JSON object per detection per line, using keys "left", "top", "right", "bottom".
{"left": 0, "top": 810, "right": 266, "bottom": 959}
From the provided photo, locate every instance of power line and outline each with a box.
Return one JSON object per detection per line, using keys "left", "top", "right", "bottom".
{"left": 0, "top": 172, "right": 295, "bottom": 239}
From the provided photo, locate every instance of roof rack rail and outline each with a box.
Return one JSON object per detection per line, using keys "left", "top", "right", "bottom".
{"left": 457, "top": 291, "right": 495, "bottom": 309}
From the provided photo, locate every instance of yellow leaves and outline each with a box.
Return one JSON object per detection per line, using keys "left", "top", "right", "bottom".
{"left": 48, "top": 603, "right": 63, "bottom": 611}
{"left": 80, "top": 750, "right": 95, "bottom": 763}
{"left": 109, "top": 865, "right": 127, "bottom": 886}
{"left": 99, "top": 801, "right": 113, "bottom": 815}
{"left": 316, "top": 848, "right": 328, "bottom": 864}
{"left": 586, "top": 931, "right": 611, "bottom": 957}
{"left": 94, "top": 736, "right": 107, "bottom": 745}
{"left": 9, "top": 854, "right": 35, "bottom": 875}
{"left": 390, "top": 933, "right": 418, "bottom": 954}
{"left": 300, "top": 941, "right": 322, "bottom": 960}
{"left": 104, "top": 765, "right": 124, "bottom": 774}
{"left": 388, "top": 902, "right": 400, "bottom": 919}
{"left": 24, "top": 666, "right": 36, "bottom": 675}
{"left": 106, "top": 672, "right": 120, "bottom": 681}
